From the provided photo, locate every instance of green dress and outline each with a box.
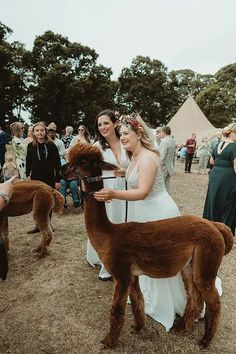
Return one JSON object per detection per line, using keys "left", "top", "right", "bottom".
{"left": 203, "top": 142, "right": 236, "bottom": 235}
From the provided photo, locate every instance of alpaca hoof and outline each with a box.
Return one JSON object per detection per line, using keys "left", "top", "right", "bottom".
{"left": 131, "top": 324, "right": 144, "bottom": 333}
{"left": 199, "top": 337, "right": 211, "bottom": 349}
{"left": 170, "top": 318, "right": 186, "bottom": 334}
{"left": 37, "top": 252, "right": 48, "bottom": 259}
{"left": 32, "top": 247, "right": 48, "bottom": 258}
{"left": 101, "top": 335, "right": 117, "bottom": 349}
{"left": 32, "top": 247, "right": 42, "bottom": 254}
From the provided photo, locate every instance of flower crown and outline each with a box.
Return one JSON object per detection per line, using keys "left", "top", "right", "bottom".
{"left": 119, "top": 114, "right": 144, "bottom": 133}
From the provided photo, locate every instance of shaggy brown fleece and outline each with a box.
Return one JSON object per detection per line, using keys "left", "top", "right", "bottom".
{"left": 0, "top": 180, "right": 64, "bottom": 257}
{"left": 69, "top": 143, "right": 234, "bottom": 350}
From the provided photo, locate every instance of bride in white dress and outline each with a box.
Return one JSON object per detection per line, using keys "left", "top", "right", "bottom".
{"left": 86, "top": 110, "right": 129, "bottom": 280}
{"left": 94, "top": 114, "right": 187, "bottom": 331}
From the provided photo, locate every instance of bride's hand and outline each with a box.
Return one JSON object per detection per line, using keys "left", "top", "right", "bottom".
{"left": 94, "top": 189, "right": 114, "bottom": 202}
{"left": 113, "top": 168, "right": 126, "bottom": 177}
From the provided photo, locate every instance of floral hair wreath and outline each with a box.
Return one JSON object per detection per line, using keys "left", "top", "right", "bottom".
{"left": 118, "top": 114, "right": 144, "bottom": 133}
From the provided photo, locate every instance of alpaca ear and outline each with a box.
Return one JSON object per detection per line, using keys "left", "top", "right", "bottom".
{"left": 99, "top": 160, "right": 117, "bottom": 171}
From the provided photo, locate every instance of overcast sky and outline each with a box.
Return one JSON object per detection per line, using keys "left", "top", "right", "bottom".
{"left": 2, "top": 0, "right": 236, "bottom": 78}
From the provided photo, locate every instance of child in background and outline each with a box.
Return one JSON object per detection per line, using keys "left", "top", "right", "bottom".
{"left": 59, "top": 162, "right": 81, "bottom": 208}
{"left": 2, "top": 154, "right": 19, "bottom": 181}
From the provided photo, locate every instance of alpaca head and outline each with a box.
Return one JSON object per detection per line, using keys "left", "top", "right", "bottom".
{"left": 68, "top": 143, "right": 117, "bottom": 178}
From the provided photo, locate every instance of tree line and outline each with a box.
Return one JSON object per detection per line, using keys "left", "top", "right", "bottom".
{"left": 1, "top": 21, "right": 235, "bottom": 133}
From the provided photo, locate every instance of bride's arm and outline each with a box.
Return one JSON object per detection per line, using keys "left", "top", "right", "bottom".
{"left": 94, "top": 157, "right": 157, "bottom": 202}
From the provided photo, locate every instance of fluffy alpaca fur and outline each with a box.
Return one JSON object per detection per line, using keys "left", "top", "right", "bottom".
{"left": 0, "top": 180, "right": 64, "bottom": 257}
{"left": 69, "top": 143, "right": 234, "bottom": 349}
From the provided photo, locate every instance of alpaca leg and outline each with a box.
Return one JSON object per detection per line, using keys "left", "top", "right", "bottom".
{"left": 199, "top": 283, "right": 221, "bottom": 349}
{"left": 102, "top": 278, "right": 130, "bottom": 348}
{"left": 193, "top": 239, "right": 223, "bottom": 348}
{"left": 33, "top": 195, "right": 54, "bottom": 257}
{"left": 129, "top": 276, "right": 145, "bottom": 332}
{"left": 172, "top": 265, "right": 203, "bottom": 334}
{"left": 33, "top": 200, "right": 53, "bottom": 256}
{"left": 32, "top": 217, "right": 53, "bottom": 257}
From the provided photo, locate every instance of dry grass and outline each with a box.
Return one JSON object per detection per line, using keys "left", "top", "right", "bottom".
{"left": 0, "top": 160, "right": 235, "bottom": 354}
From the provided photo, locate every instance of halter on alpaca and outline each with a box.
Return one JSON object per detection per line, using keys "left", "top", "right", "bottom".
{"left": 69, "top": 142, "right": 234, "bottom": 349}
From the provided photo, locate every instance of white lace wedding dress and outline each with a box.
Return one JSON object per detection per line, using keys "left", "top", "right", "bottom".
{"left": 126, "top": 159, "right": 187, "bottom": 331}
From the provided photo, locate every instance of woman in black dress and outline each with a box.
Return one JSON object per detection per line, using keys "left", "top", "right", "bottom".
{"left": 26, "top": 121, "right": 61, "bottom": 233}
{"left": 203, "top": 123, "right": 236, "bottom": 235}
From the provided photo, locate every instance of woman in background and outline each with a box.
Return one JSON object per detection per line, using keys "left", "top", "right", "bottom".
{"left": 197, "top": 137, "right": 211, "bottom": 174}
{"left": 26, "top": 121, "right": 61, "bottom": 234}
{"left": 87, "top": 109, "right": 129, "bottom": 280}
{"left": 203, "top": 123, "right": 236, "bottom": 235}
{"left": 61, "top": 126, "right": 74, "bottom": 149}
{"left": 69, "top": 125, "right": 91, "bottom": 147}
{"left": 24, "top": 126, "right": 34, "bottom": 145}
{"left": 10, "top": 122, "right": 27, "bottom": 180}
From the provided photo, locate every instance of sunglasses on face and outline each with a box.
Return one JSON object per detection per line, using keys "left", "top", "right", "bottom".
{"left": 78, "top": 129, "right": 84, "bottom": 132}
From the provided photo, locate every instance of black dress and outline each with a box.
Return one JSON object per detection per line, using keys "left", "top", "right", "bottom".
{"left": 26, "top": 142, "right": 61, "bottom": 188}
{"left": 203, "top": 142, "right": 236, "bottom": 235}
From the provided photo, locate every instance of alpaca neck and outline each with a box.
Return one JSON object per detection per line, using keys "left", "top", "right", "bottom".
{"left": 83, "top": 180, "right": 111, "bottom": 250}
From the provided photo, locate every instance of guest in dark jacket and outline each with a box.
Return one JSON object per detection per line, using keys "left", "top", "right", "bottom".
{"left": 26, "top": 121, "right": 61, "bottom": 233}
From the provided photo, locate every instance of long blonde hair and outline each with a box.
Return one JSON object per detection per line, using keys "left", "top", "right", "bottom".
{"left": 119, "top": 114, "right": 159, "bottom": 159}
{"left": 32, "top": 121, "right": 51, "bottom": 145}
{"left": 222, "top": 123, "right": 236, "bottom": 137}
{"left": 10, "top": 122, "right": 24, "bottom": 138}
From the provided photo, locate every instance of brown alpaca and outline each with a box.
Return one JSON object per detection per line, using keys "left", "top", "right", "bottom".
{"left": 69, "top": 143, "right": 234, "bottom": 349}
{"left": 0, "top": 180, "right": 64, "bottom": 257}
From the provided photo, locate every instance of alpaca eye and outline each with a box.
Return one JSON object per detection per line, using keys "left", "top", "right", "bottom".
{"left": 80, "top": 160, "right": 89, "bottom": 168}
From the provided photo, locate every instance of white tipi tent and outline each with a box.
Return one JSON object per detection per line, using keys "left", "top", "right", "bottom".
{"left": 167, "top": 96, "right": 220, "bottom": 144}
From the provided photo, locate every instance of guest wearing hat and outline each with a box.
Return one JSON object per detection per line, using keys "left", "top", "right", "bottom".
{"left": 47, "top": 123, "right": 66, "bottom": 165}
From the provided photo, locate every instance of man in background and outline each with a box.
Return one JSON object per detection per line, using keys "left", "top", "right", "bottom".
{"left": 184, "top": 133, "right": 197, "bottom": 173}
{"left": 47, "top": 123, "right": 66, "bottom": 165}
{"left": 155, "top": 126, "right": 162, "bottom": 148}
{"left": 158, "top": 126, "right": 176, "bottom": 193}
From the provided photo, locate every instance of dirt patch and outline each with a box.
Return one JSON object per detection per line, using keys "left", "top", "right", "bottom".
{"left": 0, "top": 160, "right": 235, "bottom": 354}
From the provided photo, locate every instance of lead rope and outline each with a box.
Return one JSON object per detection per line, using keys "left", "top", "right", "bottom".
{"left": 79, "top": 175, "right": 128, "bottom": 222}
{"left": 101, "top": 176, "right": 128, "bottom": 222}
{"left": 125, "top": 180, "right": 128, "bottom": 223}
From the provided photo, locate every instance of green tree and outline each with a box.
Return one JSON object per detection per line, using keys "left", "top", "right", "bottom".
{"left": 169, "top": 69, "right": 214, "bottom": 111}
{"left": 27, "top": 31, "right": 115, "bottom": 132}
{"left": 0, "top": 22, "right": 29, "bottom": 129}
{"left": 196, "top": 63, "right": 236, "bottom": 127}
{"left": 117, "top": 56, "right": 177, "bottom": 127}
{"left": 79, "top": 65, "right": 116, "bottom": 132}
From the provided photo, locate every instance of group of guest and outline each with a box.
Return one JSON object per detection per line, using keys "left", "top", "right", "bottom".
{"left": 2, "top": 122, "right": 93, "bottom": 209}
